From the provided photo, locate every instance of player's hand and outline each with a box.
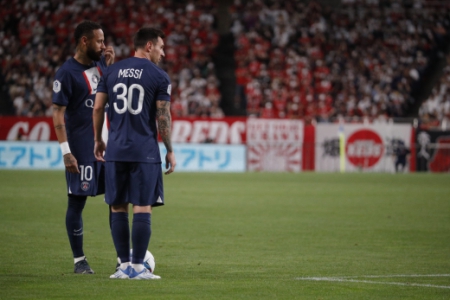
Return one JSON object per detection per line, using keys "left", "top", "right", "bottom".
{"left": 64, "top": 153, "right": 80, "bottom": 174}
{"left": 94, "top": 140, "right": 106, "bottom": 162}
{"left": 104, "top": 46, "right": 115, "bottom": 66}
{"left": 164, "top": 151, "right": 176, "bottom": 175}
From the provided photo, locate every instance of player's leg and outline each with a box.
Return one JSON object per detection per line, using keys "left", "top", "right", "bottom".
{"left": 105, "top": 161, "right": 132, "bottom": 278}
{"left": 130, "top": 205, "right": 152, "bottom": 273}
{"left": 129, "top": 205, "right": 160, "bottom": 280}
{"left": 110, "top": 205, "right": 121, "bottom": 272}
{"left": 109, "top": 203, "right": 132, "bottom": 278}
{"left": 395, "top": 159, "right": 400, "bottom": 173}
{"left": 65, "top": 169, "right": 95, "bottom": 274}
{"left": 66, "top": 194, "right": 95, "bottom": 274}
{"left": 128, "top": 163, "right": 162, "bottom": 280}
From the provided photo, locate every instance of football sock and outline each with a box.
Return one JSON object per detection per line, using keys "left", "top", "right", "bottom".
{"left": 120, "top": 262, "right": 130, "bottom": 270}
{"left": 111, "top": 212, "right": 130, "bottom": 263}
{"left": 66, "top": 195, "right": 87, "bottom": 258}
{"left": 109, "top": 205, "right": 113, "bottom": 231}
{"left": 74, "top": 256, "right": 86, "bottom": 264}
{"left": 131, "top": 213, "right": 151, "bottom": 265}
{"left": 132, "top": 263, "right": 145, "bottom": 273}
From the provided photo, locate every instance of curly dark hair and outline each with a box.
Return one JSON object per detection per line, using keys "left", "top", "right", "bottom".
{"left": 74, "top": 20, "right": 102, "bottom": 46}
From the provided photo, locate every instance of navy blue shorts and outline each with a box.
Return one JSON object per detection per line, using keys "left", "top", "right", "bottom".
{"left": 66, "top": 161, "right": 105, "bottom": 196}
{"left": 105, "top": 162, "right": 164, "bottom": 207}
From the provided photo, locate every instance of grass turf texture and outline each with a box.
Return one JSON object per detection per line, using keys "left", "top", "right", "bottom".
{"left": 0, "top": 170, "right": 449, "bottom": 299}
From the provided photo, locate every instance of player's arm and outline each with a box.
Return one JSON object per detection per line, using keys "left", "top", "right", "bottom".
{"left": 104, "top": 46, "right": 115, "bottom": 66}
{"left": 156, "top": 100, "right": 176, "bottom": 175}
{"left": 52, "top": 104, "right": 80, "bottom": 173}
{"left": 93, "top": 92, "right": 108, "bottom": 162}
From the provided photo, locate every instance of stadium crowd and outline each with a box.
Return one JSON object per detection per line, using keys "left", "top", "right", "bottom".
{"left": 231, "top": 0, "right": 450, "bottom": 123}
{"left": 418, "top": 53, "right": 450, "bottom": 129}
{"left": 0, "top": 0, "right": 223, "bottom": 118}
{"left": 0, "top": 0, "right": 449, "bottom": 124}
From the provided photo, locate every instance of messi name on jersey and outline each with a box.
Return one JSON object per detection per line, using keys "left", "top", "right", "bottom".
{"left": 118, "top": 68, "right": 143, "bottom": 79}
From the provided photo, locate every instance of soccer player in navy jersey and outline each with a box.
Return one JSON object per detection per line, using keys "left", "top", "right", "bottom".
{"left": 52, "top": 20, "right": 115, "bottom": 274}
{"left": 93, "top": 27, "right": 176, "bottom": 280}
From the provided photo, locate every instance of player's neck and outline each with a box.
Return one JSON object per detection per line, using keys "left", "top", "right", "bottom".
{"left": 134, "top": 50, "right": 152, "bottom": 62}
{"left": 74, "top": 51, "right": 93, "bottom": 66}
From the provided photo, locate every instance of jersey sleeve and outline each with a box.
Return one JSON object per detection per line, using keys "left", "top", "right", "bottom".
{"left": 97, "top": 72, "right": 108, "bottom": 94}
{"left": 52, "top": 68, "right": 72, "bottom": 107}
{"left": 155, "top": 72, "right": 171, "bottom": 102}
{"left": 96, "top": 56, "right": 109, "bottom": 94}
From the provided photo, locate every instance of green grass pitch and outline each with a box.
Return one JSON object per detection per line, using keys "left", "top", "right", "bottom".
{"left": 1, "top": 170, "right": 449, "bottom": 299}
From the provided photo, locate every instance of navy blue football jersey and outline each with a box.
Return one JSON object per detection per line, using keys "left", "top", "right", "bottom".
{"left": 97, "top": 57, "right": 171, "bottom": 163}
{"left": 52, "top": 57, "right": 108, "bottom": 162}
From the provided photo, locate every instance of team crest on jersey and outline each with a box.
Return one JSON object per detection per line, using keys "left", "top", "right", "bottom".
{"left": 53, "top": 80, "right": 61, "bottom": 93}
{"left": 81, "top": 181, "right": 90, "bottom": 191}
{"left": 167, "top": 84, "right": 172, "bottom": 95}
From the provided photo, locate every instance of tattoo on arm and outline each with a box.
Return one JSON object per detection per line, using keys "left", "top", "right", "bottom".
{"left": 156, "top": 101, "right": 173, "bottom": 152}
{"left": 52, "top": 104, "right": 67, "bottom": 132}
{"left": 54, "top": 124, "right": 65, "bottom": 130}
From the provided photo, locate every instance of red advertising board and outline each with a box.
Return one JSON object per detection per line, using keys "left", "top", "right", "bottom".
{"left": 0, "top": 117, "right": 57, "bottom": 141}
{"left": 0, "top": 116, "right": 248, "bottom": 144}
{"left": 171, "top": 117, "right": 247, "bottom": 144}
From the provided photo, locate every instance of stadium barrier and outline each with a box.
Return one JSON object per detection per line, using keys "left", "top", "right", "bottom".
{"left": 0, "top": 141, "right": 246, "bottom": 172}
{"left": 1, "top": 116, "right": 449, "bottom": 173}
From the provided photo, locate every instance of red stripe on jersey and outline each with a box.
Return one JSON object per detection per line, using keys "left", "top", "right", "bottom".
{"left": 82, "top": 71, "right": 93, "bottom": 94}
{"left": 97, "top": 66, "right": 102, "bottom": 76}
{"left": 105, "top": 112, "right": 110, "bottom": 129}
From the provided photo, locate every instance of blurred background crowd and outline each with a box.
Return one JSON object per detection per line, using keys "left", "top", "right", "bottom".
{"left": 0, "top": 0, "right": 449, "bottom": 128}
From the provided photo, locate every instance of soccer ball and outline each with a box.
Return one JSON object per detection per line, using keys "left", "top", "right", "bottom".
{"left": 141, "top": 250, "right": 156, "bottom": 273}
{"left": 117, "top": 249, "right": 156, "bottom": 273}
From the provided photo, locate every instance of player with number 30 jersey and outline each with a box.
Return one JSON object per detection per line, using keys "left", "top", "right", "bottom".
{"left": 93, "top": 27, "right": 175, "bottom": 280}
{"left": 97, "top": 58, "right": 171, "bottom": 163}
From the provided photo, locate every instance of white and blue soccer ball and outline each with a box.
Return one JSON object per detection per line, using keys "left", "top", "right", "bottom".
{"left": 118, "top": 249, "right": 156, "bottom": 273}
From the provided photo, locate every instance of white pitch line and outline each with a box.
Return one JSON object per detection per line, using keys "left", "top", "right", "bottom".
{"left": 344, "top": 274, "right": 450, "bottom": 279}
{"left": 296, "top": 276, "right": 450, "bottom": 289}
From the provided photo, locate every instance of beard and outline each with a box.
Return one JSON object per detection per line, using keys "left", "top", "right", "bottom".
{"left": 86, "top": 47, "right": 102, "bottom": 61}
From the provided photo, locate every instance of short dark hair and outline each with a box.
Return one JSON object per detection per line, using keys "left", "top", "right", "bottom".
{"left": 74, "top": 20, "right": 102, "bottom": 46}
{"left": 134, "top": 27, "right": 166, "bottom": 50}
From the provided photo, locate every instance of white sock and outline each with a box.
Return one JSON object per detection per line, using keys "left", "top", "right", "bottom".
{"left": 74, "top": 256, "right": 86, "bottom": 264}
{"left": 132, "top": 263, "right": 144, "bottom": 272}
{"left": 120, "top": 262, "right": 130, "bottom": 270}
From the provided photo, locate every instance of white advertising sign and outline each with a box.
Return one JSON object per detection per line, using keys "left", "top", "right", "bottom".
{"left": 247, "top": 119, "right": 304, "bottom": 172}
{"left": 315, "top": 123, "right": 412, "bottom": 172}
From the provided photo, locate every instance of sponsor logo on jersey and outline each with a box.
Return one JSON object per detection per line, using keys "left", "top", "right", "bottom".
{"left": 167, "top": 84, "right": 172, "bottom": 95}
{"left": 83, "top": 67, "right": 102, "bottom": 95}
{"left": 53, "top": 80, "right": 61, "bottom": 93}
{"left": 81, "top": 181, "right": 90, "bottom": 191}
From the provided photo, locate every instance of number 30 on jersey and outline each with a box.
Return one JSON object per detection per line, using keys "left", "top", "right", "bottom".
{"left": 113, "top": 83, "right": 144, "bottom": 115}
